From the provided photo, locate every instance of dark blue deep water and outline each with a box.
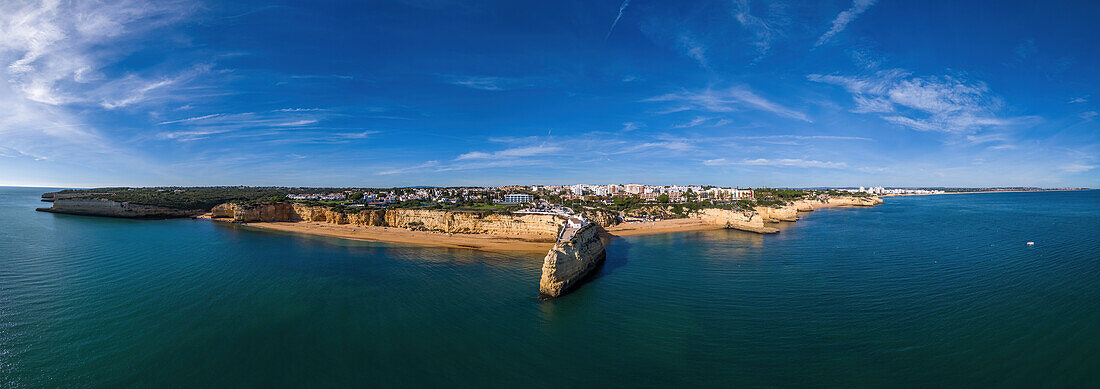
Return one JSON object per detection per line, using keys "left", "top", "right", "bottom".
{"left": 1, "top": 187, "right": 1098, "bottom": 387}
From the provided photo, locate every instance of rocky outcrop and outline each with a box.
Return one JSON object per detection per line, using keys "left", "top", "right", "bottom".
{"left": 210, "top": 203, "right": 300, "bottom": 222}
{"left": 793, "top": 200, "right": 818, "bottom": 212}
{"left": 578, "top": 208, "right": 621, "bottom": 227}
{"left": 36, "top": 198, "right": 204, "bottom": 218}
{"left": 824, "top": 196, "right": 882, "bottom": 207}
{"left": 539, "top": 223, "right": 606, "bottom": 298}
{"left": 755, "top": 205, "right": 799, "bottom": 222}
{"left": 692, "top": 208, "right": 779, "bottom": 234}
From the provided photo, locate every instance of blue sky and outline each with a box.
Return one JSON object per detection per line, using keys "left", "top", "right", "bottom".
{"left": 0, "top": 0, "right": 1097, "bottom": 188}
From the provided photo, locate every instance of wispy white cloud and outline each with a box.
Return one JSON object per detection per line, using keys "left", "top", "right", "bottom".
{"left": 1, "top": 0, "right": 196, "bottom": 108}
{"left": 275, "top": 108, "right": 327, "bottom": 112}
{"left": 614, "top": 140, "right": 694, "bottom": 154}
{"left": 677, "top": 35, "right": 709, "bottom": 68}
{"left": 620, "top": 122, "right": 640, "bottom": 132}
{"left": 731, "top": 0, "right": 789, "bottom": 60}
{"left": 605, "top": 0, "right": 631, "bottom": 40}
{"left": 158, "top": 113, "right": 225, "bottom": 125}
{"left": 809, "top": 70, "right": 1034, "bottom": 133}
{"left": 1080, "top": 111, "right": 1098, "bottom": 122}
{"left": 154, "top": 111, "right": 326, "bottom": 142}
{"left": 672, "top": 116, "right": 711, "bottom": 128}
{"left": 1012, "top": 39, "right": 1037, "bottom": 61}
{"left": 1068, "top": 96, "right": 1088, "bottom": 104}
{"left": 455, "top": 145, "right": 563, "bottom": 160}
{"left": 815, "top": 0, "right": 877, "bottom": 46}
{"left": 704, "top": 157, "right": 847, "bottom": 169}
{"left": 445, "top": 75, "right": 540, "bottom": 91}
{"left": 733, "top": 135, "right": 872, "bottom": 141}
{"left": 0, "top": 0, "right": 194, "bottom": 165}
{"left": 378, "top": 160, "right": 440, "bottom": 175}
{"left": 1060, "top": 163, "right": 1096, "bottom": 173}
{"left": 646, "top": 86, "right": 812, "bottom": 122}
{"left": 447, "top": 76, "right": 507, "bottom": 90}
{"left": 378, "top": 143, "right": 566, "bottom": 175}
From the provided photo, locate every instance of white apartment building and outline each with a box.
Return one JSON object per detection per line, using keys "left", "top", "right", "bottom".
{"left": 502, "top": 193, "right": 533, "bottom": 204}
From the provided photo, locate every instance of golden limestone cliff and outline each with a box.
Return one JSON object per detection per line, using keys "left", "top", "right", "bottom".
{"left": 692, "top": 208, "right": 780, "bottom": 234}
{"left": 577, "top": 208, "right": 621, "bottom": 227}
{"left": 210, "top": 203, "right": 561, "bottom": 238}
{"left": 37, "top": 198, "right": 205, "bottom": 218}
{"left": 823, "top": 196, "right": 883, "bottom": 207}
{"left": 793, "top": 200, "right": 818, "bottom": 212}
{"left": 754, "top": 205, "right": 800, "bottom": 223}
{"left": 690, "top": 196, "right": 882, "bottom": 232}
{"left": 539, "top": 223, "right": 606, "bottom": 298}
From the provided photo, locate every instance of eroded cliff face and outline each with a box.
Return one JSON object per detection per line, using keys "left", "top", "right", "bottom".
{"left": 755, "top": 205, "right": 799, "bottom": 222}
{"left": 37, "top": 198, "right": 204, "bottom": 218}
{"left": 824, "top": 196, "right": 882, "bottom": 207}
{"left": 692, "top": 208, "right": 779, "bottom": 234}
{"left": 539, "top": 224, "right": 606, "bottom": 298}
{"left": 211, "top": 203, "right": 561, "bottom": 238}
{"left": 210, "top": 203, "right": 300, "bottom": 222}
{"left": 793, "top": 200, "right": 818, "bottom": 212}
{"left": 578, "top": 209, "right": 621, "bottom": 227}
{"left": 383, "top": 209, "right": 560, "bottom": 236}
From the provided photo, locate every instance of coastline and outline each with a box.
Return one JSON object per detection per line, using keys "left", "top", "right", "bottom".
{"left": 602, "top": 199, "right": 873, "bottom": 238}
{"left": 239, "top": 221, "right": 555, "bottom": 253}
{"left": 212, "top": 197, "right": 891, "bottom": 249}
{"left": 881, "top": 189, "right": 1087, "bottom": 197}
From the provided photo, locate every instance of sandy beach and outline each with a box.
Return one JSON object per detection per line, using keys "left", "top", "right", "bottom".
{"left": 216, "top": 195, "right": 916, "bottom": 251}
{"left": 242, "top": 221, "right": 556, "bottom": 253}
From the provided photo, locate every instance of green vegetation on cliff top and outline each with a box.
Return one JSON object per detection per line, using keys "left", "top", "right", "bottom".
{"left": 55, "top": 187, "right": 314, "bottom": 211}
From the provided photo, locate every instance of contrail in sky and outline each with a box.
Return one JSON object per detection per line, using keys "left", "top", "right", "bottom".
{"left": 605, "top": 0, "right": 631, "bottom": 40}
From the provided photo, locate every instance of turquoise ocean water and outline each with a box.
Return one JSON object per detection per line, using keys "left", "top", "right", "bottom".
{"left": 1, "top": 187, "right": 1098, "bottom": 387}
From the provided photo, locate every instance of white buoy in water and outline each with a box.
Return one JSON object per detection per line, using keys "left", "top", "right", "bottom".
{"left": 1027, "top": 242, "right": 1035, "bottom": 246}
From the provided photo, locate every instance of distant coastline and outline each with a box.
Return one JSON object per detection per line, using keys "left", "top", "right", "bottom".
{"left": 880, "top": 188, "right": 1090, "bottom": 197}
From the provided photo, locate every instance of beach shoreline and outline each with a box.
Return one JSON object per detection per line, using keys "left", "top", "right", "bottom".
{"left": 233, "top": 198, "right": 889, "bottom": 250}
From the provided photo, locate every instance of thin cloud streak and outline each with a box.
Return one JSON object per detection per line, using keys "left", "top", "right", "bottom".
{"left": 605, "top": 0, "right": 631, "bottom": 40}
{"left": 704, "top": 158, "right": 848, "bottom": 169}
{"left": 646, "top": 86, "right": 812, "bottom": 122}
{"left": 815, "top": 0, "right": 877, "bottom": 46}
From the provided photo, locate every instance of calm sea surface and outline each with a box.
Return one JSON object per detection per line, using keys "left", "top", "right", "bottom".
{"left": 1, "top": 187, "right": 1098, "bottom": 387}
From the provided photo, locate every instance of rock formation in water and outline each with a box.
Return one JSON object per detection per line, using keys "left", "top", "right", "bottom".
{"left": 36, "top": 198, "right": 205, "bottom": 218}
{"left": 539, "top": 223, "right": 606, "bottom": 298}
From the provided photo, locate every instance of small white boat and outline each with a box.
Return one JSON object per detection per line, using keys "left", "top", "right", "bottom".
{"left": 1027, "top": 242, "right": 1035, "bottom": 246}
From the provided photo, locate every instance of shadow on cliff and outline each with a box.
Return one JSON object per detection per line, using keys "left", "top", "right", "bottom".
{"left": 587, "top": 231, "right": 630, "bottom": 282}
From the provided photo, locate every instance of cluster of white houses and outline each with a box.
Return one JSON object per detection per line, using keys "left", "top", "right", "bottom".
{"left": 284, "top": 184, "right": 757, "bottom": 207}
{"left": 515, "top": 184, "right": 754, "bottom": 203}
{"left": 845, "top": 186, "right": 945, "bottom": 195}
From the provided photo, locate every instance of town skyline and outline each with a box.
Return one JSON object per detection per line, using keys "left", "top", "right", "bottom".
{"left": 1, "top": 1, "right": 1098, "bottom": 188}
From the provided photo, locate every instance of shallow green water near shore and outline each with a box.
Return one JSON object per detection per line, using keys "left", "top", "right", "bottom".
{"left": 2, "top": 187, "right": 1098, "bottom": 387}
